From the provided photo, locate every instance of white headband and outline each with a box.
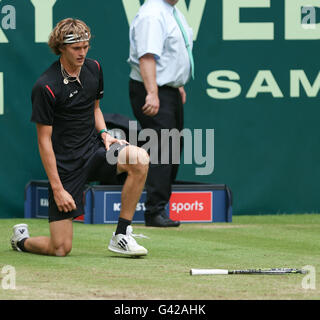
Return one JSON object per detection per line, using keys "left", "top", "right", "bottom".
{"left": 63, "top": 32, "right": 90, "bottom": 44}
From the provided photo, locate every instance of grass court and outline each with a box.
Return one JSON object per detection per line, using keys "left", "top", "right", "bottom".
{"left": 0, "top": 214, "right": 319, "bottom": 300}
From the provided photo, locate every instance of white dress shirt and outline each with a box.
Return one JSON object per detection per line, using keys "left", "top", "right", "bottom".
{"left": 128, "top": 0, "right": 193, "bottom": 88}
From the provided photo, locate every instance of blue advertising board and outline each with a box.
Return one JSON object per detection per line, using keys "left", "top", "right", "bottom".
{"left": 24, "top": 181, "right": 232, "bottom": 224}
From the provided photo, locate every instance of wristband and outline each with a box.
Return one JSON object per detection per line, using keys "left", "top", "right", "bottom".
{"left": 98, "top": 128, "right": 108, "bottom": 136}
{"left": 98, "top": 128, "right": 113, "bottom": 137}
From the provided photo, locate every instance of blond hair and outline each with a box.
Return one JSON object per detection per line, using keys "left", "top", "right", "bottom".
{"left": 48, "top": 18, "right": 91, "bottom": 55}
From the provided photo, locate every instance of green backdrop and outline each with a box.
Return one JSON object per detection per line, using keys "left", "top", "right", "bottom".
{"left": 0, "top": 0, "right": 319, "bottom": 218}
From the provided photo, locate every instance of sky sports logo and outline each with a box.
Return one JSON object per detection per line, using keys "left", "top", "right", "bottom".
{"left": 111, "top": 191, "right": 213, "bottom": 222}
{"left": 171, "top": 201, "right": 204, "bottom": 214}
{"left": 170, "top": 192, "right": 212, "bottom": 222}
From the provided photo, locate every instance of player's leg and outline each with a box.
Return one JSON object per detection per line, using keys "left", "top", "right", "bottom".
{"left": 11, "top": 219, "right": 73, "bottom": 257}
{"left": 108, "top": 145, "right": 150, "bottom": 256}
{"left": 26, "top": 219, "right": 73, "bottom": 256}
{"left": 86, "top": 144, "right": 149, "bottom": 255}
{"left": 11, "top": 169, "right": 86, "bottom": 256}
{"left": 116, "top": 145, "right": 149, "bottom": 220}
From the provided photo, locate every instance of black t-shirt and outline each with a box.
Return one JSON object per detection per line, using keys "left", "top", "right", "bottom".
{"left": 31, "top": 58, "right": 104, "bottom": 173}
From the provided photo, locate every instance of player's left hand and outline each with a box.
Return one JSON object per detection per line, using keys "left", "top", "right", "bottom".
{"left": 103, "top": 133, "right": 129, "bottom": 150}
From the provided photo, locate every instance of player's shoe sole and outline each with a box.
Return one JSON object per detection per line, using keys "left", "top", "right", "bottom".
{"left": 108, "top": 242, "right": 148, "bottom": 256}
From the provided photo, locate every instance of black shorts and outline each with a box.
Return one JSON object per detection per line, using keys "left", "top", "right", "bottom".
{"left": 48, "top": 143, "right": 128, "bottom": 222}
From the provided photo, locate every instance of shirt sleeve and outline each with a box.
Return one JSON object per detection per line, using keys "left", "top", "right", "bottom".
{"left": 96, "top": 62, "right": 104, "bottom": 100}
{"left": 30, "top": 83, "right": 55, "bottom": 126}
{"left": 133, "top": 15, "right": 165, "bottom": 60}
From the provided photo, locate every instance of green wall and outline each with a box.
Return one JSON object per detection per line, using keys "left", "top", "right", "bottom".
{"left": 0, "top": 0, "right": 319, "bottom": 218}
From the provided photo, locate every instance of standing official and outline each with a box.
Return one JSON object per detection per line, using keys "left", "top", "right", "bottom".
{"left": 128, "top": 0, "right": 194, "bottom": 227}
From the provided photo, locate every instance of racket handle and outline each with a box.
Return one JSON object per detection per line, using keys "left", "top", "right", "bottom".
{"left": 190, "top": 269, "right": 229, "bottom": 275}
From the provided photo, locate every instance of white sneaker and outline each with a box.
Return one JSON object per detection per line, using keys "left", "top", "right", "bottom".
{"left": 10, "top": 224, "right": 30, "bottom": 252}
{"left": 108, "top": 225, "right": 148, "bottom": 256}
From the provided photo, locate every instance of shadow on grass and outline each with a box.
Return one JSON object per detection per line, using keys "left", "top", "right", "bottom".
{"left": 108, "top": 255, "right": 147, "bottom": 260}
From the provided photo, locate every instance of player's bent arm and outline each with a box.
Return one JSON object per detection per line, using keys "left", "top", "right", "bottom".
{"left": 94, "top": 100, "right": 112, "bottom": 149}
{"left": 36, "top": 123, "right": 76, "bottom": 212}
{"left": 94, "top": 100, "right": 127, "bottom": 150}
{"left": 94, "top": 100, "right": 107, "bottom": 134}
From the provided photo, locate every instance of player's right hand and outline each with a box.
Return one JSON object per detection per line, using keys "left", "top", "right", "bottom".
{"left": 53, "top": 189, "right": 77, "bottom": 213}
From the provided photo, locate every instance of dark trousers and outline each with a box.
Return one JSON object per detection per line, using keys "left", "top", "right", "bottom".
{"left": 129, "top": 79, "right": 184, "bottom": 215}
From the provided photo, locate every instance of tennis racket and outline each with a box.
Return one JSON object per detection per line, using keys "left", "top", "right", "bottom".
{"left": 190, "top": 268, "right": 308, "bottom": 275}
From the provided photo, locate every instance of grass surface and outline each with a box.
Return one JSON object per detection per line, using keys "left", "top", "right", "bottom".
{"left": 0, "top": 214, "right": 319, "bottom": 300}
